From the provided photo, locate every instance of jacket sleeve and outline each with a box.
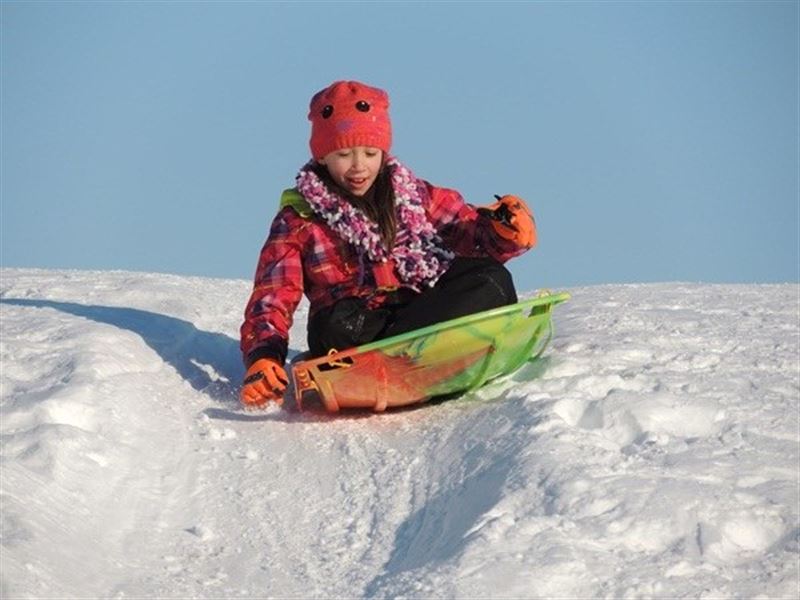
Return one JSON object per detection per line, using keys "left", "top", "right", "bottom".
{"left": 424, "top": 182, "right": 532, "bottom": 262}
{"left": 240, "top": 208, "right": 306, "bottom": 367}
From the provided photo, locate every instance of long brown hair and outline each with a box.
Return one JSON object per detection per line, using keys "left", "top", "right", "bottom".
{"left": 312, "top": 161, "right": 397, "bottom": 250}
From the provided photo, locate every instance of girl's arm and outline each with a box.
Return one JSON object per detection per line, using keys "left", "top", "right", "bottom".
{"left": 424, "top": 183, "right": 534, "bottom": 261}
{"left": 240, "top": 208, "right": 306, "bottom": 367}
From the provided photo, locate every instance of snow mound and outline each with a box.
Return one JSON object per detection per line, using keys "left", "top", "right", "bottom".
{"left": 1, "top": 269, "right": 798, "bottom": 598}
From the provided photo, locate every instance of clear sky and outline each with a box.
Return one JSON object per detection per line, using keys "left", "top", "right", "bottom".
{"left": 2, "top": 1, "right": 798, "bottom": 291}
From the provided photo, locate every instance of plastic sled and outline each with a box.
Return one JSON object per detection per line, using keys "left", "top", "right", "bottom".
{"left": 291, "top": 291, "right": 570, "bottom": 412}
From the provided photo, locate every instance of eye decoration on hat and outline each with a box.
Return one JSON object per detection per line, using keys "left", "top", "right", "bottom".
{"left": 355, "top": 101, "right": 370, "bottom": 112}
{"left": 322, "top": 105, "right": 334, "bottom": 119}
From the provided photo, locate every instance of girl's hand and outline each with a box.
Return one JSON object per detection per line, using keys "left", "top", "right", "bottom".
{"left": 482, "top": 195, "right": 536, "bottom": 249}
{"left": 240, "top": 358, "right": 289, "bottom": 408}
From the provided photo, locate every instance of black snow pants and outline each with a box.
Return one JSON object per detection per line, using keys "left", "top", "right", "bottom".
{"left": 306, "top": 257, "right": 518, "bottom": 358}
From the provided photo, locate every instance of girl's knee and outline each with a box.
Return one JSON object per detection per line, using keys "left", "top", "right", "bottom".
{"left": 474, "top": 260, "right": 517, "bottom": 304}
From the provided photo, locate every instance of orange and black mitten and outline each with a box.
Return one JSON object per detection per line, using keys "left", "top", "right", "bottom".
{"left": 240, "top": 358, "right": 289, "bottom": 408}
{"left": 480, "top": 194, "right": 536, "bottom": 249}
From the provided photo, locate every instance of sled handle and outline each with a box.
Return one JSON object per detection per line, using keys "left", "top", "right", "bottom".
{"left": 529, "top": 318, "right": 554, "bottom": 361}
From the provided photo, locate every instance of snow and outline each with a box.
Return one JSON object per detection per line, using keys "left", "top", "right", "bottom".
{"left": 1, "top": 268, "right": 798, "bottom": 599}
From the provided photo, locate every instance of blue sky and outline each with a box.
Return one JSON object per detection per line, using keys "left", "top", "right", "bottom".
{"left": 2, "top": 1, "right": 797, "bottom": 291}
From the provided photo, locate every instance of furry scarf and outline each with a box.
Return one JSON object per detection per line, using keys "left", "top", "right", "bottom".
{"left": 295, "top": 157, "right": 453, "bottom": 291}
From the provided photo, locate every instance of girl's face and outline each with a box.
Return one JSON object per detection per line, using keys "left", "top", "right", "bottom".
{"left": 319, "top": 146, "right": 383, "bottom": 197}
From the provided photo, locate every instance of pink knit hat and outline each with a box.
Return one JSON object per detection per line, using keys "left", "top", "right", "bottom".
{"left": 308, "top": 80, "right": 392, "bottom": 160}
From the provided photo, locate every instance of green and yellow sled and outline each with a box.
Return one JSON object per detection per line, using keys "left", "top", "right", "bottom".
{"left": 291, "top": 292, "right": 570, "bottom": 412}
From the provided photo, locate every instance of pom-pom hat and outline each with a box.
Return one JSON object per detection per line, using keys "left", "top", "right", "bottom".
{"left": 308, "top": 80, "right": 392, "bottom": 160}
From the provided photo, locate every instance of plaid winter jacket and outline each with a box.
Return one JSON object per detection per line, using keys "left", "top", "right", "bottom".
{"left": 240, "top": 181, "right": 531, "bottom": 367}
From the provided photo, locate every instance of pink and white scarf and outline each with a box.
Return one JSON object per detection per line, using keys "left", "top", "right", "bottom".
{"left": 295, "top": 157, "right": 453, "bottom": 291}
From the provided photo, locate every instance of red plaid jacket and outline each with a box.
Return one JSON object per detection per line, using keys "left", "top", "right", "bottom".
{"left": 240, "top": 182, "right": 531, "bottom": 366}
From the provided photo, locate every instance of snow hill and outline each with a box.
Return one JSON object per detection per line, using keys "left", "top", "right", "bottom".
{"left": 1, "top": 268, "right": 798, "bottom": 599}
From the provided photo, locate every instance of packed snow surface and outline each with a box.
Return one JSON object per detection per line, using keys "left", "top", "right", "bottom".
{"left": 1, "top": 269, "right": 798, "bottom": 599}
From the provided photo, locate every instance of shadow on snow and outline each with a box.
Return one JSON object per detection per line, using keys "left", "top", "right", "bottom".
{"left": 2, "top": 298, "right": 245, "bottom": 403}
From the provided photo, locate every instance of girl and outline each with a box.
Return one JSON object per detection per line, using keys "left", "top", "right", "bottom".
{"left": 240, "top": 80, "right": 536, "bottom": 407}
